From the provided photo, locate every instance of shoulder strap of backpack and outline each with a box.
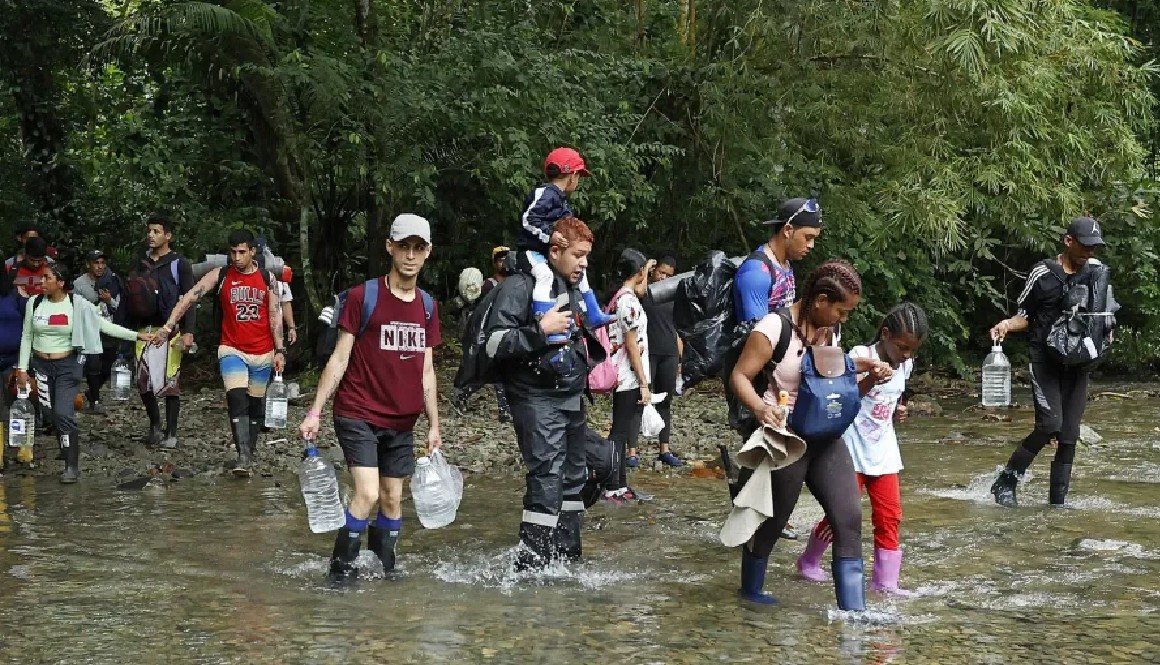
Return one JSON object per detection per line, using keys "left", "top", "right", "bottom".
{"left": 31, "top": 294, "right": 42, "bottom": 314}
{"left": 606, "top": 287, "right": 628, "bottom": 315}
{"left": 215, "top": 266, "right": 230, "bottom": 295}
{"left": 747, "top": 250, "right": 780, "bottom": 298}
{"left": 1045, "top": 259, "right": 1068, "bottom": 285}
{"left": 357, "top": 278, "right": 379, "bottom": 336}
{"left": 418, "top": 288, "right": 434, "bottom": 321}
{"left": 772, "top": 309, "right": 793, "bottom": 364}
{"left": 170, "top": 260, "right": 180, "bottom": 286}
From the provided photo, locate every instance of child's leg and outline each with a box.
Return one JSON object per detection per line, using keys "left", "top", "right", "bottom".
{"left": 529, "top": 252, "right": 553, "bottom": 303}
{"left": 528, "top": 253, "right": 567, "bottom": 344}
{"left": 577, "top": 269, "right": 616, "bottom": 329}
{"left": 866, "top": 473, "right": 909, "bottom": 593}
{"left": 865, "top": 474, "right": 901, "bottom": 551}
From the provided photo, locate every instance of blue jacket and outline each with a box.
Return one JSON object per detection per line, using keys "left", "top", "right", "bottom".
{"left": 517, "top": 183, "right": 572, "bottom": 254}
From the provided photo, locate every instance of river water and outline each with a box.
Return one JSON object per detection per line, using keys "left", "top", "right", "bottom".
{"left": 1, "top": 393, "right": 1158, "bottom": 664}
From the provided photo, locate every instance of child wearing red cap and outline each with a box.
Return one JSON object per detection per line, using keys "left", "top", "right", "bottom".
{"left": 517, "top": 147, "right": 614, "bottom": 342}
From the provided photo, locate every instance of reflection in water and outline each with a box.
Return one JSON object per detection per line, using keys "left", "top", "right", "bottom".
{"left": 0, "top": 397, "right": 1158, "bottom": 663}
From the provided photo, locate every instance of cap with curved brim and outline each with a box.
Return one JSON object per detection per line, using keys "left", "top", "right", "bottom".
{"left": 1067, "top": 216, "right": 1105, "bottom": 247}
{"left": 762, "top": 197, "right": 822, "bottom": 228}
{"left": 389, "top": 214, "right": 432, "bottom": 243}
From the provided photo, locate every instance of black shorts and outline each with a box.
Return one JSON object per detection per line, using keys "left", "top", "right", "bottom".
{"left": 333, "top": 416, "right": 416, "bottom": 478}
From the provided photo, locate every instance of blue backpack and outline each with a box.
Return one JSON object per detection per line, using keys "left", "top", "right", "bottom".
{"left": 788, "top": 344, "right": 860, "bottom": 442}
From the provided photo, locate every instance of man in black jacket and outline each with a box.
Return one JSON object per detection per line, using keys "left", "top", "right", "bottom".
{"left": 484, "top": 216, "right": 606, "bottom": 571}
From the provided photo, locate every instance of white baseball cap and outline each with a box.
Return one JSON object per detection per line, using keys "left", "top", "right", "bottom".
{"left": 389, "top": 214, "right": 432, "bottom": 243}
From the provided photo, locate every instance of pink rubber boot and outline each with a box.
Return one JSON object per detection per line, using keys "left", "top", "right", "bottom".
{"left": 795, "top": 528, "right": 830, "bottom": 583}
{"left": 871, "top": 547, "right": 913, "bottom": 596}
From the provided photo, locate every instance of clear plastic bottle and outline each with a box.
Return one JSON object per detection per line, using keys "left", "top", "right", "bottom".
{"left": 264, "top": 373, "right": 289, "bottom": 428}
{"left": 111, "top": 355, "right": 132, "bottom": 401}
{"left": 981, "top": 344, "right": 1012, "bottom": 408}
{"left": 299, "top": 443, "right": 345, "bottom": 533}
{"left": 8, "top": 386, "right": 34, "bottom": 449}
{"left": 411, "top": 456, "right": 457, "bottom": 529}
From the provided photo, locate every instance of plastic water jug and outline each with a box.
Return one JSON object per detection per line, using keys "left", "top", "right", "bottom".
{"left": 981, "top": 345, "right": 1011, "bottom": 408}
{"left": 112, "top": 355, "right": 132, "bottom": 401}
{"left": 265, "top": 373, "right": 289, "bottom": 428}
{"left": 299, "top": 443, "right": 345, "bottom": 533}
{"left": 8, "top": 386, "right": 34, "bottom": 449}
{"left": 411, "top": 456, "right": 457, "bottom": 529}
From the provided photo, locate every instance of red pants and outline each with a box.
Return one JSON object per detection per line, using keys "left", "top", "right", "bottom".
{"left": 813, "top": 472, "right": 902, "bottom": 550}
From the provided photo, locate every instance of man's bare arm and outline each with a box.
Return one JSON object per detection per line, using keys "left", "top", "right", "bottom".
{"left": 163, "top": 268, "right": 222, "bottom": 331}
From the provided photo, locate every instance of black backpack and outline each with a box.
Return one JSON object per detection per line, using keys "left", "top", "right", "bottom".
{"left": 674, "top": 249, "right": 780, "bottom": 389}
{"left": 1044, "top": 259, "right": 1116, "bottom": 366}
{"left": 124, "top": 256, "right": 181, "bottom": 325}
{"left": 452, "top": 279, "right": 507, "bottom": 389}
{"left": 721, "top": 309, "right": 793, "bottom": 435}
{"left": 315, "top": 278, "right": 434, "bottom": 367}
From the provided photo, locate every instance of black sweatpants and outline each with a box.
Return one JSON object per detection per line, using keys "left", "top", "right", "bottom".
{"left": 649, "top": 354, "right": 678, "bottom": 444}
{"left": 607, "top": 388, "right": 643, "bottom": 490}
{"left": 30, "top": 356, "right": 83, "bottom": 445}
{"left": 745, "top": 437, "right": 862, "bottom": 560}
{"left": 1006, "top": 360, "right": 1091, "bottom": 471}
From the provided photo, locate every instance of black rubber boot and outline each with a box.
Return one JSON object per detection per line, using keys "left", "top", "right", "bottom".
{"left": 60, "top": 433, "right": 80, "bottom": 484}
{"left": 553, "top": 510, "right": 583, "bottom": 562}
{"left": 247, "top": 417, "right": 261, "bottom": 474}
{"left": 329, "top": 526, "right": 363, "bottom": 585}
{"left": 514, "top": 521, "right": 555, "bottom": 572}
{"left": 230, "top": 417, "right": 254, "bottom": 478}
{"left": 367, "top": 525, "right": 399, "bottom": 573}
{"left": 990, "top": 467, "right": 1020, "bottom": 507}
{"left": 1049, "top": 461, "right": 1072, "bottom": 506}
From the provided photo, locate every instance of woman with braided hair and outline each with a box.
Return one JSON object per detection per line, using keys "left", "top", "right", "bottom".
{"left": 729, "top": 260, "right": 893, "bottom": 609}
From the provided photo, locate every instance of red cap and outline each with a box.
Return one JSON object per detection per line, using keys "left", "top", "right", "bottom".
{"left": 544, "top": 147, "right": 590, "bottom": 177}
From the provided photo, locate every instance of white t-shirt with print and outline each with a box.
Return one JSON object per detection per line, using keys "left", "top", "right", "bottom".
{"left": 278, "top": 281, "right": 293, "bottom": 302}
{"left": 609, "top": 289, "right": 649, "bottom": 392}
{"left": 842, "top": 344, "right": 912, "bottom": 476}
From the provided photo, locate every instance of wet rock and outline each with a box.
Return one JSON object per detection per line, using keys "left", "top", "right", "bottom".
{"left": 1079, "top": 424, "right": 1102, "bottom": 446}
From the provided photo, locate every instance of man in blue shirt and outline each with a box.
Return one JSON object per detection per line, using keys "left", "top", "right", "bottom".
{"left": 729, "top": 197, "right": 822, "bottom": 541}
{"left": 732, "top": 198, "right": 823, "bottom": 322}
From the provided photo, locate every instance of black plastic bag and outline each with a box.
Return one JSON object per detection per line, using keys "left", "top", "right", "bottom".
{"left": 673, "top": 251, "right": 741, "bottom": 389}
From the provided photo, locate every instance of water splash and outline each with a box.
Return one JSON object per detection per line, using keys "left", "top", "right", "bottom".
{"left": 917, "top": 466, "right": 1033, "bottom": 503}
{"left": 432, "top": 548, "right": 646, "bottom": 594}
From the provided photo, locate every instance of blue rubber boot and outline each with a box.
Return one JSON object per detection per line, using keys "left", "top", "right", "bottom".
{"left": 581, "top": 289, "right": 616, "bottom": 329}
{"left": 832, "top": 557, "right": 866, "bottom": 611}
{"left": 533, "top": 299, "right": 569, "bottom": 345}
{"left": 738, "top": 547, "right": 779, "bottom": 605}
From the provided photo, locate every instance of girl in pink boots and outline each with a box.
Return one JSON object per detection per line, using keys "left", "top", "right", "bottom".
{"left": 796, "top": 302, "right": 928, "bottom": 595}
